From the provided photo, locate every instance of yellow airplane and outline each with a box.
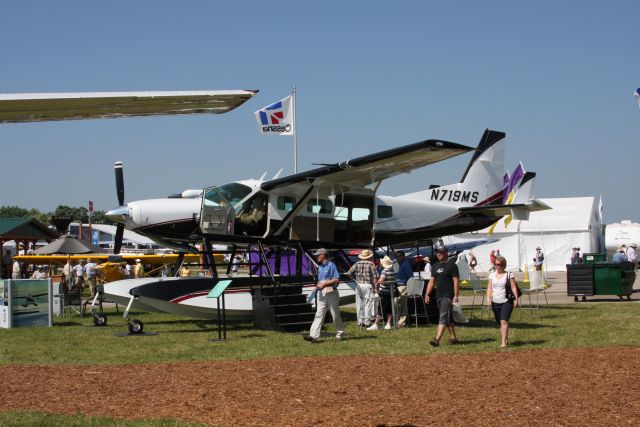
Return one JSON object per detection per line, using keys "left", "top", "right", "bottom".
{"left": 12, "top": 253, "right": 214, "bottom": 282}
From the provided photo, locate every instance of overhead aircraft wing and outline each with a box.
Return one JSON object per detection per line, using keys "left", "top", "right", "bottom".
{"left": 13, "top": 253, "right": 200, "bottom": 264}
{"left": 261, "top": 139, "right": 473, "bottom": 191}
{"left": 0, "top": 90, "right": 258, "bottom": 123}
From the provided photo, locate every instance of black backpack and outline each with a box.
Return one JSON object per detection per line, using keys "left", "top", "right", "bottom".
{"left": 505, "top": 272, "right": 522, "bottom": 301}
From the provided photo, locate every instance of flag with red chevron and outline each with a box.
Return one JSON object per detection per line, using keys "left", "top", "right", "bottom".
{"left": 254, "top": 95, "right": 294, "bottom": 136}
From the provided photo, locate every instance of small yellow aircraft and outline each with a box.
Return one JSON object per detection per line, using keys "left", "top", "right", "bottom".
{"left": 13, "top": 253, "right": 205, "bottom": 282}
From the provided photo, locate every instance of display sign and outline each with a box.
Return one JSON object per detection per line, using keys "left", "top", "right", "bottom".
{"left": 0, "top": 279, "right": 52, "bottom": 328}
{"left": 207, "top": 279, "right": 232, "bottom": 299}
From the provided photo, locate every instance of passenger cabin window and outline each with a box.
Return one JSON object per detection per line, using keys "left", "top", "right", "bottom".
{"left": 307, "top": 199, "right": 333, "bottom": 214}
{"left": 377, "top": 205, "right": 393, "bottom": 219}
{"left": 352, "top": 207, "right": 371, "bottom": 221}
{"left": 277, "top": 196, "right": 296, "bottom": 212}
{"left": 334, "top": 206, "right": 348, "bottom": 221}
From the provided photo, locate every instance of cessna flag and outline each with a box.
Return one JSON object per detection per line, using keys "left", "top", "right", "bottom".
{"left": 254, "top": 95, "right": 295, "bottom": 136}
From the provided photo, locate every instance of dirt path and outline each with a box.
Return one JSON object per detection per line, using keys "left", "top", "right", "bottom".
{"left": 1, "top": 347, "right": 639, "bottom": 426}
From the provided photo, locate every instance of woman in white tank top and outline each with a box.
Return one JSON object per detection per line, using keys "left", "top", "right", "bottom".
{"left": 486, "top": 256, "right": 520, "bottom": 348}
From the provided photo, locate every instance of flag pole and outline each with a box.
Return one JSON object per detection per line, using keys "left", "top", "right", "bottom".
{"left": 292, "top": 85, "right": 297, "bottom": 174}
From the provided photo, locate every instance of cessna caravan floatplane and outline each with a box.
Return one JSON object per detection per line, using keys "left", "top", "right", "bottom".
{"left": 100, "top": 128, "right": 549, "bottom": 332}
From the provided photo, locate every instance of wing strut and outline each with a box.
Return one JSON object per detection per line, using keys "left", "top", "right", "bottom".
{"left": 271, "top": 183, "right": 317, "bottom": 237}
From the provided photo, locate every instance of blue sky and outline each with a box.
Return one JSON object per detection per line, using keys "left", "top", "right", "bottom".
{"left": 1, "top": 1, "right": 638, "bottom": 224}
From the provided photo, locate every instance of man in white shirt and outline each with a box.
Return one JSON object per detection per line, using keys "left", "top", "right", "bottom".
{"left": 627, "top": 243, "right": 637, "bottom": 266}
{"left": 31, "top": 265, "right": 47, "bottom": 279}
{"left": 85, "top": 258, "right": 98, "bottom": 296}
{"left": 12, "top": 260, "right": 21, "bottom": 279}
{"left": 73, "top": 260, "right": 86, "bottom": 290}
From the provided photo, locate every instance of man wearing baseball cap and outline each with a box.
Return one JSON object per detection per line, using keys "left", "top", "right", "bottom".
{"left": 304, "top": 249, "right": 345, "bottom": 342}
{"left": 424, "top": 245, "right": 460, "bottom": 347}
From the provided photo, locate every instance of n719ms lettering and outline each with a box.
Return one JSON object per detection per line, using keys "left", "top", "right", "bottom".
{"left": 430, "top": 189, "right": 479, "bottom": 203}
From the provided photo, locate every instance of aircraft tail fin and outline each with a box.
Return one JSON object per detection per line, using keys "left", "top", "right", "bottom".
{"left": 398, "top": 129, "right": 505, "bottom": 203}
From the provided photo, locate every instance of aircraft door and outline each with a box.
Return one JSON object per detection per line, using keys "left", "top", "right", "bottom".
{"left": 200, "top": 186, "right": 235, "bottom": 236}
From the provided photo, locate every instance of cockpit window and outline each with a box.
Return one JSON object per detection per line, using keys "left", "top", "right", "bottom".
{"left": 203, "top": 187, "right": 230, "bottom": 208}
{"left": 217, "top": 183, "right": 253, "bottom": 206}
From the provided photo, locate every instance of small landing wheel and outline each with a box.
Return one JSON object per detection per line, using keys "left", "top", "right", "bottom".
{"left": 574, "top": 296, "right": 579, "bottom": 302}
{"left": 93, "top": 314, "right": 107, "bottom": 327}
{"left": 581, "top": 296, "right": 587, "bottom": 301}
{"left": 627, "top": 295, "right": 632, "bottom": 301}
{"left": 128, "top": 319, "right": 144, "bottom": 335}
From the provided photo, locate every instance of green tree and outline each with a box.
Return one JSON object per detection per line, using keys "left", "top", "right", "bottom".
{"left": 0, "top": 205, "right": 30, "bottom": 218}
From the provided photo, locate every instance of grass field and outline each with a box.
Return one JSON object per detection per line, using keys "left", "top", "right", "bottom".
{"left": 1, "top": 303, "right": 639, "bottom": 366}
{"left": 1, "top": 302, "right": 639, "bottom": 426}
{"left": 0, "top": 411, "right": 206, "bottom": 427}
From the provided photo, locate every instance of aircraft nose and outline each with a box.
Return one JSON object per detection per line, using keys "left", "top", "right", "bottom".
{"left": 106, "top": 205, "right": 129, "bottom": 223}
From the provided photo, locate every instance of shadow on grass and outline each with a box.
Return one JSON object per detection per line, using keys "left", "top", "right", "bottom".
{"left": 510, "top": 339, "right": 546, "bottom": 347}
{"left": 54, "top": 321, "right": 83, "bottom": 327}
{"left": 455, "top": 337, "right": 496, "bottom": 345}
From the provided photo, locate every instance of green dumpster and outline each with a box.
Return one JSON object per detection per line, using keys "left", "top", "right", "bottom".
{"left": 593, "top": 262, "right": 635, "bottom": 300}
{"left": 582, "top": 253, "right": 605, "bottom": 264}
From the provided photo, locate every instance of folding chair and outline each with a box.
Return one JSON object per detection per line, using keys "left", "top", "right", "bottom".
{"left": 469, "top": 274, "right": 489, "bottom": 319}
{"left": 406, "top": 277, "right": 429, "bottom": 327}
{"left": 62, "top": 287, "right": 83, "bottom": 317}
{"left": 520, "top": 270, "right": 548, "bottom": 320}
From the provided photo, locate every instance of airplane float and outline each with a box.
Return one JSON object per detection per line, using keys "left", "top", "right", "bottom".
{"left": 1, "top": 90, "right": 549, "bottom": 333}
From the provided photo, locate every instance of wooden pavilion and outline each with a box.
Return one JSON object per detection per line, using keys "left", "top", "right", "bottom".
{"left": 0, "top": 218, "right": 58, "bottom": 278}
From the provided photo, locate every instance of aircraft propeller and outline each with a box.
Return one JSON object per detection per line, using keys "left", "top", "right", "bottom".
{"left": 113, "top": 161, "right": 125, "bottom": 254}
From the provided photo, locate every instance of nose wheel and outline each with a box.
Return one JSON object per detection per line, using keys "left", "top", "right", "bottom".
{"left": 89, "top": 291, "right": 108, "bottom": 327}
{"left": 127, "top": 319, "right": 144, "bottom": 334}
{"left": 122, "top": 295, "right": 150, "bottom": 335}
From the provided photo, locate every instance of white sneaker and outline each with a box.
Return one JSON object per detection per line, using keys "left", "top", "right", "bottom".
{"left": 335, "top": 331, "right": 344, "bottom": 341}
{"left": 384, "top": 324, "right": 392, "bottom": 330}
{"left": 366, "top": 323, "right": 379, "bottom": 331}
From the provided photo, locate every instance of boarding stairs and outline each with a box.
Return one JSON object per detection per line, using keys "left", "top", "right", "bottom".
{"left": 252, "top": 284, "right": 316, "bottom": 332}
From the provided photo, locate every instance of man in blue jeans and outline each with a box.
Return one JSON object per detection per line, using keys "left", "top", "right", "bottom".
{"left": 304, "top": 248, "right": 345, "bottom": 342}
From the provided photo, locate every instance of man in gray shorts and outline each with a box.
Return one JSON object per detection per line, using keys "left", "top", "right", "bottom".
{"left": 424, "top": 245, "right": 460, "bottom": 347}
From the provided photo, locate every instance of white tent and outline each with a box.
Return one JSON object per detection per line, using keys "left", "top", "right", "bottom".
{"left": 443, "top": 197, "right": 603, "bottom": 272}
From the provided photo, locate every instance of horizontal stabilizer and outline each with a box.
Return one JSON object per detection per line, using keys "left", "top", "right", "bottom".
{"left": 0, "top": 90, "right": 258, "bottom": 123}
{"left": 458, "top": 199, "right": 550, "bottom": 217}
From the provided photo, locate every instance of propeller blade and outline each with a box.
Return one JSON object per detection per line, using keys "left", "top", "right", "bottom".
{"left": 114, "top": 161, "right": 125, "bottom": 206}
{"left": 114, "top": 223, "right": 124, "bottom": 254}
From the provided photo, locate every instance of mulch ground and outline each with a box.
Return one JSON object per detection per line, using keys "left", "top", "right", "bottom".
{"left": 1, "top": 346, "right": 639, "bottom": 426}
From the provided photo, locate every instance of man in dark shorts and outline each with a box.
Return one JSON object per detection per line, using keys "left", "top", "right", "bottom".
{"left": 424, "top": 245, "right": 460, "bottom": 347}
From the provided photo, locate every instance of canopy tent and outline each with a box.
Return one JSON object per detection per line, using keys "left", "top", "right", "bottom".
{"left": 32, "top": 233, "right": 106, "bottom": 255}
{"left": 443, "top": 197, "right": 603, "bottom": 272}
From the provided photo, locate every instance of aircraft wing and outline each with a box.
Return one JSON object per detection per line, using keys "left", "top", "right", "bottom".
{"left": 13, "top": 254, "right": 200, "bottom": 264}
{"left": 0, "top": 90, "right": 258, "bottom": 123}
{"left": 261, "top": 139, "right": 473, "bottom": 191}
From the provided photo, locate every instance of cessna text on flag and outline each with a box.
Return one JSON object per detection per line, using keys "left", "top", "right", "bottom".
{"left": 254, "top": 95, "right": 294, "bottom": 136}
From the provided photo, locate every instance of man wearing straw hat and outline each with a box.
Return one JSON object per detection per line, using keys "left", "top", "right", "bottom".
{"left": 347, "top": 248, "right": 379, "bottom": 329}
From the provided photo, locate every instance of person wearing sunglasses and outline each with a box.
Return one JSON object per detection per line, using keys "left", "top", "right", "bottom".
{"left": 486, "top": 256, "right": 520, "bottom": 348}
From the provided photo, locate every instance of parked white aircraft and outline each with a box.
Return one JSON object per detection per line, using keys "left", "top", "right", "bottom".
{"left": 105, "top": 129, "right": 549, "bottom": 251}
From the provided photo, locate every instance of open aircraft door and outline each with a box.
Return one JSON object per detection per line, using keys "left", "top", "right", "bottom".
{"left": 200, "top": 186, "right": 235, "bottom": 236}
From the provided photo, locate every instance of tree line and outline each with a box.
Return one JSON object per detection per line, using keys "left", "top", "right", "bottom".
{"left": 0, "top": 205, "right": 117, "bottom": 226}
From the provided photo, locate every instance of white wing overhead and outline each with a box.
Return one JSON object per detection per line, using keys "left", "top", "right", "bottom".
{"left": 0, "top": 90, "right": 258, "bottom": 123}
{"left": 261, "top": 139, "right": 473, "bottom": 191}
